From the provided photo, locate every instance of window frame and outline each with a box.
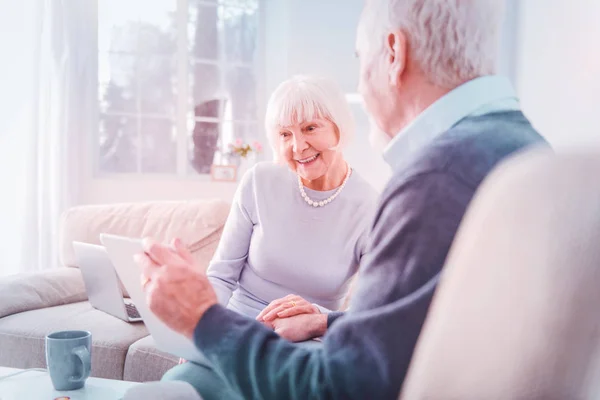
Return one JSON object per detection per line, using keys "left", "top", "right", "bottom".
{"left": 94, "top": 0, "right": 264, "bottom": 180}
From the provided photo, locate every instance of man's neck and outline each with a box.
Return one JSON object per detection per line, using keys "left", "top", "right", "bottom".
{"left": 381, "top": 75, "right": 521, "bottom": 171}
{"left": 386, "top": 81, "right": 455, "bottom": 138}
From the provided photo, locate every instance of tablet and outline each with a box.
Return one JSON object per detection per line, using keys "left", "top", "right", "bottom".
{"left": 100, "top": 233, "right": 206, "bottom": 363}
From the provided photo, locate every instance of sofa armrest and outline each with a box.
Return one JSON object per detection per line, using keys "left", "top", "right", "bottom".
{"left": 59, "top": 200, "right": 231, "bottom": 273}
{"left": 0, "top": 268, "right": 87, "bottom": 318}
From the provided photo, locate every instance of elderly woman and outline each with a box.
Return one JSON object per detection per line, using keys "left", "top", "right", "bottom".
{"left": 205, "top": 75, "right": 377, "bottom": 321}
{"left": 144, "top": 75, "right": 377, "bottom": 397}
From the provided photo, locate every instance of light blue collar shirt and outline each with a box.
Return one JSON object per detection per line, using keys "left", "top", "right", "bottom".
{"left": 383, "top": 75, "right": 520, "bottom": 171}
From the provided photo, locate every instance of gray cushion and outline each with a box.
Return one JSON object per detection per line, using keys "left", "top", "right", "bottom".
{"left": 123, "top": 335, "right": 179, "bottom": 382}
{"left": 0, "top": 301, "right": 149, "bottom": 380}
{"left": 0, "top": 268, "right": 87, "bottom": 319}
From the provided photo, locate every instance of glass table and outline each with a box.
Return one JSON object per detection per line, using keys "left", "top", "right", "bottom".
{"left": 0, "top": 367, "right": 139, "bottom": 400}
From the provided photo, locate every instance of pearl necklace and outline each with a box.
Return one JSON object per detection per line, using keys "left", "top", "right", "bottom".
{"left": 298, "top": 166, "right": 352, "bottom": 207}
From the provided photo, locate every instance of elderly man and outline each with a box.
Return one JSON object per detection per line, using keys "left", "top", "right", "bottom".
{"left": 138, "top": 0, "right": 548, "bottom": 398}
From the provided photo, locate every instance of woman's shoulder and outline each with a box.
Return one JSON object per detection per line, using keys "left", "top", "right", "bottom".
{"left": 235, "top": 162, "right": 292, "bottom": 214}
{"left": 248, "top": 161, "right": 292, "bottom": 184}
{"left": 238, "top": 161, "right": 292, "bottom": 193}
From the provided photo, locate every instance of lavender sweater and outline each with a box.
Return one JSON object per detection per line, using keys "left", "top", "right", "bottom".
{"left": 206, "top": 162, "right": 378, "bottom": 318}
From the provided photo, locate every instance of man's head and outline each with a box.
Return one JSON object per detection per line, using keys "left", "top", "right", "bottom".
{"left": 356, "top": 0, "right": 505, "bottom": 145}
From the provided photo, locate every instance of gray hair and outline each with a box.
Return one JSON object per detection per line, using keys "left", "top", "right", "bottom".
{"left": 264, "top": 75, "right": 355, "bottom": 161}
{"left": 360, "top": 0, "right": 505, "bottom": 88}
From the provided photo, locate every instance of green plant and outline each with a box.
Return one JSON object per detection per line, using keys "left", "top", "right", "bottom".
{"left": 229, "top": 139, "right": 263, "bottom": 158}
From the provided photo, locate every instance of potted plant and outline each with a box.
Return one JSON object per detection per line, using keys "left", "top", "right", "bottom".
{"left": 228, "top": 139, "right": 263, "bottom": 178}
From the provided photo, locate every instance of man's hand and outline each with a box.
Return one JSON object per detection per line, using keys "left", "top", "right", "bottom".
{"left": 263, "top": 313, "right": 328, "bottom": 342}
{"left": 135, "top": 237, "right": 218, "bottom": 339}
{"left": 256, "top": 294, "right": 320, "bottom": 322}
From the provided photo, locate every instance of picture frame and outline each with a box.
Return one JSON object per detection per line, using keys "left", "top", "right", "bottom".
{"left": 210, "top": 164, "right": 237, "bottom": 182}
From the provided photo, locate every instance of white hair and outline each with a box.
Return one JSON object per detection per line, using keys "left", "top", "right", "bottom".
{"left": 264, "top": 75, "right": 355, "bottom": 161}
{"left": 360, "top": 0, "right": 505, "bottom": 88}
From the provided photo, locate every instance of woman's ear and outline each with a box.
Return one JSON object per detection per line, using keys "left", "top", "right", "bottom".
{"left": 387, "top": 30, "right": 407, "bottom": 88}
{"left": 333, "top": 121, "right": 342, "bottom": 147}
{"left": 326, "top": 122, "right": 342, "bottom": 152}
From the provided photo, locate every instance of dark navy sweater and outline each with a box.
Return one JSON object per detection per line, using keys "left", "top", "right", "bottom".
{"left": 193, "top": 111, "right": 548, "bottom": 399}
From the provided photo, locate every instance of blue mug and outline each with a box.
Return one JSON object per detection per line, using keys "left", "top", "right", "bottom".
{"left": 45, "top": 330, "right": 92, "bottom": 390}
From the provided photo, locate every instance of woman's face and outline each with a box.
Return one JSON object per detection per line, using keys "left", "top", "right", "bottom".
{"left": 277, "top": 118, "right": 342, "bottom": 182}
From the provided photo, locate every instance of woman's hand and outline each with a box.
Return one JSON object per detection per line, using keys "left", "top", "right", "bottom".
{"left": 256, "top": 294, "right": 320, "bottom": 323}
{"left": 269, "top": 313, "right": 328, "bottom": 342}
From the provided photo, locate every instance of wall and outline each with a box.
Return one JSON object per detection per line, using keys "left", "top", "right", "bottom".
{"left": 82, "top": 177, "right": 239, "bottom": 204}
{"left": 515, "top": 0, "right": 600, "bottom": 148}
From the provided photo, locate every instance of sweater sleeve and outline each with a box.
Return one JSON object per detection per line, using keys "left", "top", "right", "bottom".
{"left": 325, "top": 184, "right": 376, "bottom": 327}
{"left": 193, "top": 171, "right": 474, "bottom": 400}
{"left": 206, "top": 167, "right": 256, "bottom": 306}
{"left": 326, "top": 311, "right": 345, "bottom": 327}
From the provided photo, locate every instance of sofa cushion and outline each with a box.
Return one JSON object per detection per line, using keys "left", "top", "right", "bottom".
{"left": 123, "top": 335, "right": 178, "bottom": 382}
{"left": 59, "top": 200, "right": 231, "bottom": 273}
{"left": 0, "top": 301, "right": 149, "bottom": 380}
{"left": 0, "top": 268, "right": 87, "bottom": 319}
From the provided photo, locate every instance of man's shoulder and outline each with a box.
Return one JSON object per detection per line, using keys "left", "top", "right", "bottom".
{"left": 394, "top": 111, "right": 549, "bottom": 191}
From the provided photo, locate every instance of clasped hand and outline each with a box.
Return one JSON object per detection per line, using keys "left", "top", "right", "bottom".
{"left": 256, "top": 295, "right": 327, "bottom": 342}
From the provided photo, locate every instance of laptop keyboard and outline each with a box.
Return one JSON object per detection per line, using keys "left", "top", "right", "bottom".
{"left": 125, "top": 303, "right": 141, "bottom": 319}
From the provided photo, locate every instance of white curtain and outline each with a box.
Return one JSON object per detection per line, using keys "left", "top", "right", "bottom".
{"left": 0, "top": 0, "right": 95, "bottom": 276}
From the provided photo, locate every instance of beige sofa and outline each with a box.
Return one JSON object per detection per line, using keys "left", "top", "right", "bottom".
{"left": 0, "top": 199, "right": 231, "bottom": 382}
{"left": 400, "top": 150, "right": 600, "bottom": 399}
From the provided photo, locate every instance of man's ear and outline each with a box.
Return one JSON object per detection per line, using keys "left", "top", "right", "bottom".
{"left": 387, "top": 30, "right": 408, "bottom": 87}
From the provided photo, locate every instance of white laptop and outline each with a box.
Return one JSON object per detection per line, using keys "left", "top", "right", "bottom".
{"left": 99, "top": 233, "right": 206, "bottom": 363}
{"left": 72, "top": 241, "right": 142, "bottom": 322}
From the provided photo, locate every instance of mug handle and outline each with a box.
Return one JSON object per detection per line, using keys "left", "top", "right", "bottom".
{"left": 69, "top": 345, "right": 91, "bottom": 384}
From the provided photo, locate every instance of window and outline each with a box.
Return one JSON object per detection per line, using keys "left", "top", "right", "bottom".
{"left": 97, "top": 0, "right": 260, "bottom": 175}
